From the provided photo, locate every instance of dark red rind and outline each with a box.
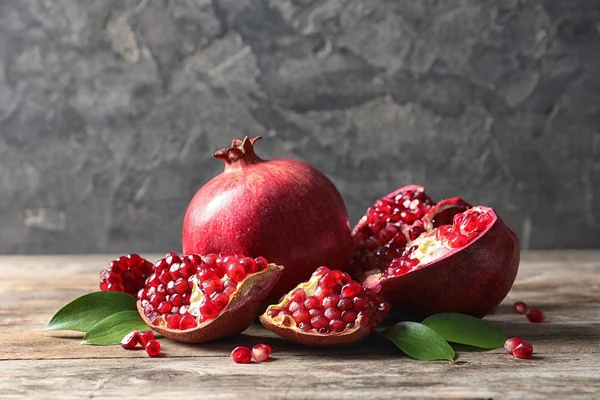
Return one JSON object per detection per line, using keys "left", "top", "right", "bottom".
{"left": 138, "top": 264, "right": 283, "bottom": 343}
{"left": 363, "top": 211, "right": 520, "bottom": 320}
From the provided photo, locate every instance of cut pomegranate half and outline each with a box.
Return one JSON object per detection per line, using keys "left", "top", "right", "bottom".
{"left": 354, "top": 185, "right": 520, "bottom": 319}
{"left": 260, "top": 267, "right": 390, "bottom": 346}
{"left": 137, "top": 253, "right": 283, "bottom": 343}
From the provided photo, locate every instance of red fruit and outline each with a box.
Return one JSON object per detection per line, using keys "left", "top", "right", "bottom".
{"left": 512, "top": 342, "right": 534, "bottom": 359}
{"left": 357, "top": 185, "right": 520, "bottom": 319}
{"left": 260, "top": 267, "right": 390, "bottom": 346}
{"left": 145, "top": 339, "right": 161, "bottom": 357}
{"left": 231, "top": 346, "right": 252, "bottom": 363}
{"left": 138, "top": 331, "right": 155, "bottom": 348}
{"left": 512, "top": 301, "right": 528, "bottom": 314}
{"left": 100, "top": 254, "right": 154, "bottom": 297}
{"left": 252, "top": 344, "right": 272, "bottom": 362}
{"left": 121, "top": 330, "right": 139, "bottom": 350}
{"left": 526, "top": 308, "right": 547, "bottom": 323}
{"left": 137, "top": 253, "right": 284, "bottom": 343}
{"left": 181, "top": 137, "right": 353, "bottom": 306}
{"left": 504, "top": 337, "right": 523, "bottom": 354}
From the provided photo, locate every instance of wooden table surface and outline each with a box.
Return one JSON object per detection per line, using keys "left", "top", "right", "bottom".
{"left": 1, "top": 251, "right": 599, "bottom": 399}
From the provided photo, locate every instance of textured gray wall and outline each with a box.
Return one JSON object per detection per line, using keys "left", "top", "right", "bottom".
{"left": 0, "top": 0, "right": 599, "bottom": 254}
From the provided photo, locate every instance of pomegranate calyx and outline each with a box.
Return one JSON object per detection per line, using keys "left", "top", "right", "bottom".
{"left": 213, "top": 136, "right": 263, "bottom": 169}
{"left": 138, "top": 263, "right": 283, "bottom": 343}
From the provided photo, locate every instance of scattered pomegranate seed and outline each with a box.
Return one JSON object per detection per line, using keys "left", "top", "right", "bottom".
{"left": 121, "top": 330, "right": 139, "bottom": 350}
{"left": 504, "top": 337, "right": 524, "bottom": 354}
{"left": 526, "top": 308, "right": 546, "bottom": 323}
{"left": 231, "top": 346, "right": 252, "bottom": 363}
{"left": 252, "top": 344, "right": 272, "bottom": 362}
{"left": 145, "top": 339, "right": 161, "bottom": 357}
{"left": 138, "top": 330, "right": 155, "bottom": 347}
{"left": 512, "top": 301, "right": 528, "bottom": 314}
{"left": 512, "top": 341, "right": 534, "bottom": 359}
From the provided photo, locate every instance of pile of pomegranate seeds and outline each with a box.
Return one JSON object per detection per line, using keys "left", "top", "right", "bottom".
{"left": 512, "top": 301, "right": 547, "bottom": 323}
{"left": 121, "top": 330, "right": 160, "bottom": 357}
{"left": 437, "top": 210, "right": 492, "bottom": 249}
{"left": 100, "top": 254, "right": 154, "bottom": 296}
{"left": 231, "top": 344, "right": 272, "bottom": 363}
{"left": 266, "top": 267, "right": 390, "bottom": 334}
{"left": 138, "top": 253, "right": 269, "bottom": 329}
{"left": 504, "top": 337, "right": 534, "bottom": 359}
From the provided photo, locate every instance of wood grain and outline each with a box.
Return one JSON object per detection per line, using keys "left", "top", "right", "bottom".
{"left": 1, "top": 252, "right": 599, "bottom": 399}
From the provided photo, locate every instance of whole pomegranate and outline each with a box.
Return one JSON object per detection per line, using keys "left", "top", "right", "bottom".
{"left": 354, "top": 185, "right": 520, "bottom": 320}
{"left": 182, "top": 137, "right": 353, "bottom": 305}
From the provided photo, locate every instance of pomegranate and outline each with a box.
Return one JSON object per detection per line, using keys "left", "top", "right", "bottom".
{"left": 121, "top": 330, "right": 139, "bottom": 350}
{"left": 231, "top": 346, "right": 252, "bottom": 363}
{"left": 260, "top": 267, "right": 390, "bottom": 346}
{"left": 252, "top": 344, "right": 272, "bottom": 362}
{"left": 137, "top": 253, "right": 283, "bottom": 343}
{"left": 356, "top": 185, "right": 520, "bottom": 319}
{"left": 182, "top": 137, "right": 353, "bottom": 305}
{"left": 99, "top": 254, "right": 154, "bottom": 296}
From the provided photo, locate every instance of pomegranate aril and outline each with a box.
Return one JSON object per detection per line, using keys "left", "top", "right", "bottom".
{"left": 322, "top": 294, "right": 340, "bottom": 309}
{"left": 107, "top": 283, "right": 125, "bottom": 292}
{"left": 179, "top": 314, "right": 198, "bottom": 330}
{"left": 337, "top": 297, "right": 353, "bottom": 311}
{"left": 448, "top": 233, "right": 469, "bottom": 248}
{"left": 313, "top": 266, "right": 330, "bottom": 276}
{"left": 290, "top": 288, "right": 306, "bottom": 302}
{"left": 200, "top": 299, "right": 220, "bottom": 319}
{"left": 252, "top": 344, "right": 272, "bottom": 362}
{"left": 324, "top": 307, "right": 341, "bottom": 320}
{"left": 314, "top": 286, "right": 333, "bottom": 301}
{"left": 227, "top": 263, "right": 247, "bottom": 282}
{"left": 320, "top": 270, "right": 342, "bottom": 288}
{"left": 504, "top": 337, "right": 523, "bottom": 354}
{"left": 201, "top": 279, "right": 224, "bottom": 296}
{"left": 166, "top": 314, "right": 182, "bottom": 329}
{"left": 254, "top": 256, "right": 269, "bottom": 271}
{"left": 317, "top": 327, "right": 330, "bottom": 334}
{"left": 353, "top": 296, "right": 369, "bottom": 311}
{"left": 304, "top": 296, "right": 320, "bottom": 310}
{"left": 267, "top": 308, "right": 281, "bottom": 318}
{"left": 288, "top": 301, "right": 304, "bottom": 313}
{"left": 311, "top": 316, "right": 329, "bottom": 329}
{"left": 145, "top": 339, "right": 161, "bottom": 357}
{"left": 341, "top": 282, "right": 362, "bottom": 298}
{"left": 512, "top": 301, "right": 528, "bottom": 314}
{"left": 341, "top": 310, "right": 357, "bottom": 323}
{"left": 121, "top": 330, "right": 139, "bottom": 350}
{"left": 157, "top": 301, "right": 173, "bottom": 314}
{"left": 526, "top": 308, "right": 546, "bottom": 323}
{"left": 292, "top": 309, "right": 310, "bottom": 324}
{"left": 308, "top": 308, "right": 324, "bottom": 318}
{"left": 171, "top": 293, "right": 183, "bottom": 307}
{"left": 231, "top": 346, "right": 252, "bottom": 363}
{"left": 138, "top": 331, "right": 155, "bottom": 347}
{"left": 329, "top": 319, "right": 345, "bottom": 332}
{"left": 239, "top": 257, "right": 257, "bottom": 273}
{"left": 512, "top": 342, "right": 534, "bottom": 359}
{"left": 223, "top": 285, "right": 236, "bottom": 297}
{"left": 298, "top": 322, "right": 311, "bottom": 331}
{"left": 210, "top": 291, "right": 229, "bottom": 309}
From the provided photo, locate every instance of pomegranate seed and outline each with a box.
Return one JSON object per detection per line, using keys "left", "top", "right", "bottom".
{"left": 341, "top": 282, "right": 362, "bottom": 298}
{"left": 252, "top": 344, "right": 272, "bottom": 362}
{"left": 138, "top": 331, "right": 155, "bottom": 347}
{"left": 308, "top": 308, "right": 324, "bottom": 318}
{"left": 145, "top": 339, "right": 161, "bottom": 357}
{"left": 200, "top": 299, "right": 220, "bottom": 319}
{"left": 504, "top": 337, "right": 523, "bottom": 354}
{"left": 267, "top": 308, "right": 281, "bottom": 318}
{"left": 353, "top": 296, "right": 369, "bottom": 311}
{"left": 121, "top": 330, "right": 139, "bottom": 350}
{"left": 320, "top": 270, "right": 342, "bottom": 288}
{"left": 341, "top": 310, "right": 357, "bottom": 323}
{"left": 201, "top": 253, "right": 218, "bottom": 268}
{"left": 317, "top": 327, "right": 330, "bottom": 334}
{"left": 292, "top": 309, "right": 311, "bottom": 324}
{"left": 201, "top": 279, "right": 224, "bottom": 296}
{"left": 210, "top": 291, "right": 229, "bottom": 309}
{"left": 179, "top": 314, "right": 198, "bottom": 330}
{"left": 290, "top": 288, "right": 306, "bottom": 302}
{"left": 166, "top": 314, "right": 182, "bottom": 329}
{"left": 298, "top": 322, "right": 311, "bottom": 331}
{"left": 448, "top": 233, "right": 469, "bottom": 248}
{"left": 254, "top": 256, "right": 269, "bottom": 271}
{"left": 512, "top": 342, "right": 534, "bottom": 359}
{"left": 227, "top": 263, "right": 247, "bottom": 282}
{"left": 310, "top": 316, "right": 329, "bottom": 329}
{"left": 526, "top": 308, "right": 546, "bottom": 323}
{"left": 512, "top": 301, "right": 528, "bottom": 314}
{"left": 157, "top": 301, "right": 173, "bottom": 314}
{"left": 322, "top": 294, "right": 340, "bottom": 309}
{"left": 313, "top": 266, "right": 330, "bottom": 276}
{"left": 239, "top": 257, "right": 257, "bottom": 273}
{"left": 287, "top": 300, "right": 304, "bottom": 313}
{"left": 304, "top": 296, "right": 320, "bottom": 310}
{"left": 337, "top": 297, "right": 354, "bottom": 310}
{"left": 314, "top": 286, "right": 333, "bottom": 301}
{"left": 329, "top": 319, "right": 345, "bottom": 332}
{"left": 231, "top": 346, "right": 252, "bottom": 363}
{"left": 324, "top": 307, "right": 341, "bottom": 320}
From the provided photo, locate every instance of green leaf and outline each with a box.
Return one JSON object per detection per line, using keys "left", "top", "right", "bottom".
{"left": 381, "top": 322, "right": 455, "bottom": 361}
{"left": 83, "top": 310, "right": 149, "bottom": 345}
{"left": 46, "top": 291, "right": 137, "bottom": 332}
{"left": 421, "top": 313, "right": 506, "bottom": 349}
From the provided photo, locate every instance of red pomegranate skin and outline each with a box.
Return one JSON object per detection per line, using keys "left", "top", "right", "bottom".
{"left": 363, "top": 210, "right": 520, "bottom": 320}
{"left": 182, "top": 137, "right": 353, "bottom": 305}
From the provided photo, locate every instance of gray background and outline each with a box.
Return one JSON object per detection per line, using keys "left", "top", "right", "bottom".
{"left": 0, "top": 0, "right": 599, "bottom": 254}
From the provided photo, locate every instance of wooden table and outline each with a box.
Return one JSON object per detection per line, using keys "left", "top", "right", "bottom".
{"left": 1, "top": 252, "right": 599, "bottom": 399}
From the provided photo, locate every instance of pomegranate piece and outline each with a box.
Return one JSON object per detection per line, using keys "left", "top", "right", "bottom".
{"left": 526, "top": 308, "right": 547, "bottom": 323}
{"left": 100, "top": 254, "right": 154, "bottom": 297}
{"left": 252, "top": 344, "right": 272, "bottom": 362}
{"left": 357, "top": 185, "right": 520, "bottom": 319}
{"left": 512, "top": 301, "right": 528, "bottom": 314}
{"left": 231, "top": 346, "right": 252, "bottom": 363}
{"left": 181, "top": 137, "right": 353, "bottom": 307}
{"left": 121, "top": 330, "right": 139, "bottom": 350}
{"left": 504, "top": 337, "right": 524, "bottom": 354}
{"left": 512, "top": 341, "right": 534, "bottom": 359}
{"left": 145, "top": 339, "right": 161, "bottom": 357}
{"left": 137, "top": 253, "right": 283, "bottom": 343}
{"left": 138, "top": 330, "right": 155, "bottom": 348}
{"left": 260, "top": 267, "right": 390, "bottom": 346}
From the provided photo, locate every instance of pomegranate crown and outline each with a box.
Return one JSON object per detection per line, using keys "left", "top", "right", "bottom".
{"left": 213, "top": 136, "right": 264, "bottom": 170}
